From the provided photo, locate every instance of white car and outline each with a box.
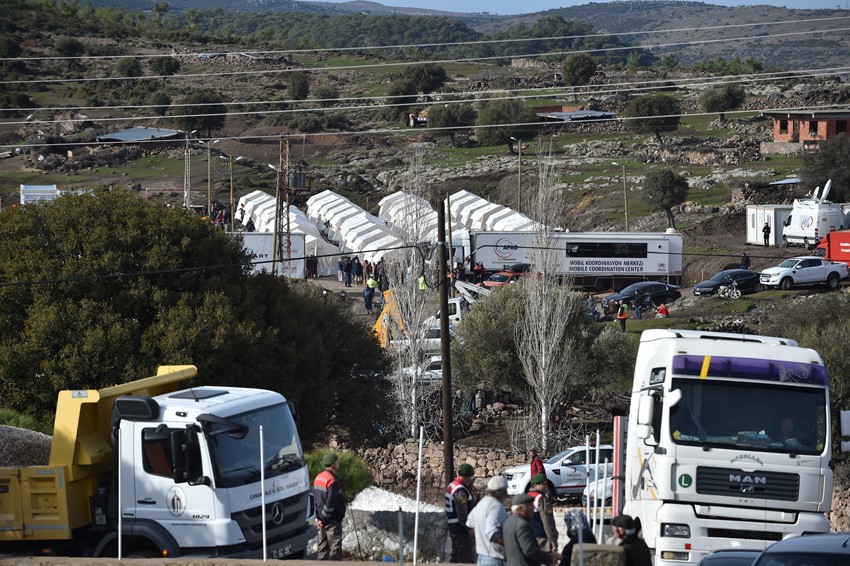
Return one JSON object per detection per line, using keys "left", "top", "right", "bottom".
{"left": 759, "top": 256, "right": 848, "bottom": 290}
{"left": 582, "top": 476, "right": 613, "bottom": 507}
{"left": 503, "top": 445, "right": 615, "bottom": 497}
{"left": 396, "top": 355, "right": 443, "bottom": 384}
{"left": 388, "top": 324, "right": 456, "bottom": 355}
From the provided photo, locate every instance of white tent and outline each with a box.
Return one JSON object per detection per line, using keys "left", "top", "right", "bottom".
{"left": 446, "top": 190, "right": 481, "bottom": 224}
{"left": 237, "top": 190, "right": 274, "bottom": 227}
{"left": 483, "top": 207, "right": 517, "bottom": 230}
{"left": 306, "top": 190, "right": 344, "bottom": 222}
{"left": 469, "top": 203, "right": 507, "bottom": 231}
{"left": 327, "top": 203, "right": 365, "bottom": 241}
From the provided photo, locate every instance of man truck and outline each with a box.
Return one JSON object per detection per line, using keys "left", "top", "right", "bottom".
{"left": 0, "top": 365, "right": 315, "bottom": 558}
{"left": 619, "top": 329, "right": 831, "bottom": 566}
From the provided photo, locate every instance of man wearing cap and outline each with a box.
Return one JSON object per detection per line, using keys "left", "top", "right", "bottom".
{"left": 611, "top": 514, "right": 651, "bottom": 566}
{"left": 466, "top": 475, "right": 509, "bottom": 566}
{"left": 446, "top": 463, "right": 478, "bottom": 563}
{"left": 314, "top": 452, "right": 346, "bottom": 560}
{"left": 504, "top": 494, "right": 560, "bottom": 566}
{"left": 528, "top": 474, "right": 558, "bottom": 552}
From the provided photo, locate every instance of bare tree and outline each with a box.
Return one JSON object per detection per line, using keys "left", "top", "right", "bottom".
{"left": 514, "top": 142, "right": 584, "bottom": 452}
{"left": 383, "top": 146, "right": 444, "bottom": 439}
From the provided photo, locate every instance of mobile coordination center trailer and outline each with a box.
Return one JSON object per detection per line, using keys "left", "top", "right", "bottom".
{"left": 467, "top": 230, "right": 683, "bottom": 290}
{"left": 746, "top": 204, "right": 792, "bottom": 246}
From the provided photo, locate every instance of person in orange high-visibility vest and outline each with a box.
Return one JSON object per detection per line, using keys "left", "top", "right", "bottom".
{"left": 616, "top": 300, "right": 629, "bottom": 333}
{"left": 314, "top": 452, "right": 346, "bottom": 560}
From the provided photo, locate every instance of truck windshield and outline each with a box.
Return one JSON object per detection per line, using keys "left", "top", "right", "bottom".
{"left": 669, "top": 378, "right": 827, "bottom": 455}
{"left": 206, "top": 402, "right": 304, "bottom": 488}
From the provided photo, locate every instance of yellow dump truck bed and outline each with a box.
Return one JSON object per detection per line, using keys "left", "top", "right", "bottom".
{"left": 0, "top": 365, "right": 197, "bottom": 542}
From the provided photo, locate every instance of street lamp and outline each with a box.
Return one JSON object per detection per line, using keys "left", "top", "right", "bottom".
{"left": 612, "top": 161, "right": 629, "bottom": 231}
{"left": 201, "top": 139, "right": 220, "bottom": 218}
{"left": 510, "top": 136, "right": 522, "bottom": 213}
{"left": 183, "top": 129, "right": 198, "bottom": 210}
{"left": 220, "top": 155, "right": 243, "bottom": 232}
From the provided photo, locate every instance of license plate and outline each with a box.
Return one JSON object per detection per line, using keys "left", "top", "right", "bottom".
{"left": 269, "top": 544, "right": 293, "bottom": 559}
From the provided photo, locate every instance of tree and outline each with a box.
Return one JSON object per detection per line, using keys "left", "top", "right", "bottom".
{"left": 312, "top": 84, "right": 340, "bottom": 108}
{"left": 115, "top": 57, "right": 143, "bottom": 86}
{"left": 288, "top": 71, "right": 310, "bottom": 101}
{"left": 171, "top": 90, "right": 227, "bottom": 138}
{"left": 402, "top": 63, "right": 447, "bottom": 94}
{"left": 699, "top": 84, "right": 746, "bottom": 123}
{"left": 383, "top": 78, "right": 417, "bottom": 122}
{"left": 425, "top": 102, "right": 475, "bottom": 147}
{"left": 149, "top": 56, "right": 181, "bottom": 77}
{"left": 624, "top": 93, "right": 681, "bottom": 143}
{"left": 562, "top": 53, "right": 597, "bottom": 101}
{"left": 803, "top": 133, "right": 850, "bottom": 203}
{"left": 644, "top": 168, "right": 689, "bottom": 229}
{"left": 0, "top": 190, "right": 390, "bottom": 446}
{"left": 54, "top": 37, "right": 85, "bottom": 70}
{"left": 475, "top": 97, "right": 540, "bottom": 151}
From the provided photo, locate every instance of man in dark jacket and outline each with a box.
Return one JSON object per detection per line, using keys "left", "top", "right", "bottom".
{"left": 612, "top": 514, "right": 652, "bottom": 566}
{"left": 314, "top": 452, "right": 346, "bottom": 560}
{"left": 503, "top": 494, "right": 560, "bottom": 566}
{"left": 446, "top": 463, "right": 477, "bottom": 562}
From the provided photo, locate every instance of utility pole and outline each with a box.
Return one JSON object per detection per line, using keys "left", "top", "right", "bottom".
{"left": 284, "top": 139, "right": 291, "bottom": 273}
{"left": 439, "top": 201, "right": 454, "bottom": 485}
{"left": 228, "top": 156, "right": 235, "bottom": 232}
{"left": 272, "top": 138, "right": 283, "bottom": 275}
{"left": 183, "top": 133, "right": 191, "bottom": 210}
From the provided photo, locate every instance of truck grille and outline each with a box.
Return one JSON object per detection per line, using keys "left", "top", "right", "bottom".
{"left": 696, "top": 467, "right": 799, "bottom": 501}
{"left": 231, "top": 491, "right": 310, "bottom": 544}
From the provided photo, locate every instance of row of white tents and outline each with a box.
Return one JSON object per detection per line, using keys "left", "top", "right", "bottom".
{"left": 306, "top": 190, "right": 405, "bottom": 264}
{"left": 236, "top": 188, "right": 538, "bottom": 272}
{"left": 236, "top": 190, "right": 339, "bottom": 276}
{"left": 446, "top": 190, "right": 537, "bottom": 232}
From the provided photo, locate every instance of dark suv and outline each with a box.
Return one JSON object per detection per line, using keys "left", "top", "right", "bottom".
{"left": 752, "top": 533, "right": 850, "bottom": 565}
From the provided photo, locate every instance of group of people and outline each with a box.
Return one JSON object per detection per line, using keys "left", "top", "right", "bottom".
{"left": 313, "top": 450, "right": 651, "bottom": 566}
{"left": 446, "top": 454, "right": 651, "bottom": 566}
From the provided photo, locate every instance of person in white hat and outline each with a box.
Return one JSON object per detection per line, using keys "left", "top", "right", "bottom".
{"left": 466, "top": 475, "right": 510, "bottom": 566}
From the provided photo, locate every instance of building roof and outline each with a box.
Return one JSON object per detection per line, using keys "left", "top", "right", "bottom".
{"left": 768, "top": 177, "right": 802, "bottom": 186}
{"left": 762, "top": 110, "right": 850, "bottom": 120}
{"left": 535, "top": 110, "right": 617, "bottom": 122}
{"left": 96, "top": 127, "right": 182, "bottom": 143}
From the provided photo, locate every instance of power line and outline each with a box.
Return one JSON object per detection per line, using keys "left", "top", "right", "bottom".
{"left": 5, "top": 14, "right": 848, "bottom": 63}
{"left": 5, "top": 23, "right": 849, "bottom": 86}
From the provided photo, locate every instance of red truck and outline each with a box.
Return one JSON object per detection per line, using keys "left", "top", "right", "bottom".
{"left": 815, "top": 230, "right": 850, "bottom": 267}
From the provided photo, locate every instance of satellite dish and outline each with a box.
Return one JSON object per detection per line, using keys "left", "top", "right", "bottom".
{"left": 811, "top": 185, "right": 821, "bottom": 200}
{"left": 821, "top": 179, "right": 832, "bottom": 201}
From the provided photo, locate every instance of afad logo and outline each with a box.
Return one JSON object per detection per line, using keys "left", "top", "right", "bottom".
{"left": 800, "top": 216, "right": 814, "bottom": 230}
{"left": 494, "top": 238, "right": 519, "bottom": 260}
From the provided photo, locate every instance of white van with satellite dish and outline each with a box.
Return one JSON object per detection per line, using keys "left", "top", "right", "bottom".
{"left": 782, "top": 179, "right": 849, "bottom": 248}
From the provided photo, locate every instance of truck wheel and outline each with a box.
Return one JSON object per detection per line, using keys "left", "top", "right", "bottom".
{"left": 803, "top": 237, "right": 810, "bottom": 249}
{"left": 753, "top": 282, "right": 763, "bottom": 293}
{"left": 780, "top": 277, "right": 793, "bottom": 290}
{"left": 826, "top": 273, "right": 840, "bottom": 290}
{"left": 783, "top": 235, "right": 788, "bottom": 247}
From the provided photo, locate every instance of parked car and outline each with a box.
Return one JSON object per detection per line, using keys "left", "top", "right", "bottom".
{"left": 482, "top": 270, "right": 527, "bottom": 289}
{"left": 751, "top": 533, "right": 850, "bottom": 565}
{"left": 759, "top": 256, "right": 849, "bottom": 290}
{"left": 582, "top": 475, "right": 613, "bottom": 507}
{"left": 388, "top": 324, "right": 456, "bottom": 355}
{"left": 697, "top": 549, "right": 762, "bottom": 566}
{"left": 503, "top": 445, "right": 614, "bottom": 497}
{"left": 396, "top": 355, "right": 443, "bottom": 384}
{"left": 601, "top": 281, "right": 681, "bottom": 309}
{"left": 693, "top": 269, "right": 764, "bottom": 297}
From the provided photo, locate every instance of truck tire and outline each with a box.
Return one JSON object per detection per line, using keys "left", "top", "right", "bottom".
{"left": 803, "top": 237, "right": 810, "bottom": 249}
{"left": 753, "top": 282, "right": 763, "bottom": 293}
{"left": 780, "top": 277, "right": 793, "bottom": 290}
{"left": 826, "top": 273, "right": 840, "bottom": 290}
{"left": 783, "top": 235, "right": 788, "bottom": 247}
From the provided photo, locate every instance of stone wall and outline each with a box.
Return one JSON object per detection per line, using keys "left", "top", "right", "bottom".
{"left": 358, "top": 440, "right": 525, "bottom": 503}
{"left": 360, "top": 440, "right": 849, "bottom": 531}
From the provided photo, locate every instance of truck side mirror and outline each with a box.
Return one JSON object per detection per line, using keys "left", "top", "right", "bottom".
{"left": 636, "top": 394, "right": 655, "bottom": 440}
{"left": 171, "top": 427, "right": 205, "bottom": 485}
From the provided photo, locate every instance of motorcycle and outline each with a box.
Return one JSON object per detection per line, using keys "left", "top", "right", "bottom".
{"left": 717, "top": 276, "right": 742, "bottom": 299}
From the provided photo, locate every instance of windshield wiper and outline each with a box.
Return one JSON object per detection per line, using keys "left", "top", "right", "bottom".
{"left": 268, "top": 453, "right": 303, "bottom": 473}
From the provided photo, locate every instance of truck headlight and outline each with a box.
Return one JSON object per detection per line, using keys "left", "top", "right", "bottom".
{"left": 661, "top": 523, "right": 691, "bottom": 538}
{"left": 512, "top": 471, "right": 525, "bottom": 479}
